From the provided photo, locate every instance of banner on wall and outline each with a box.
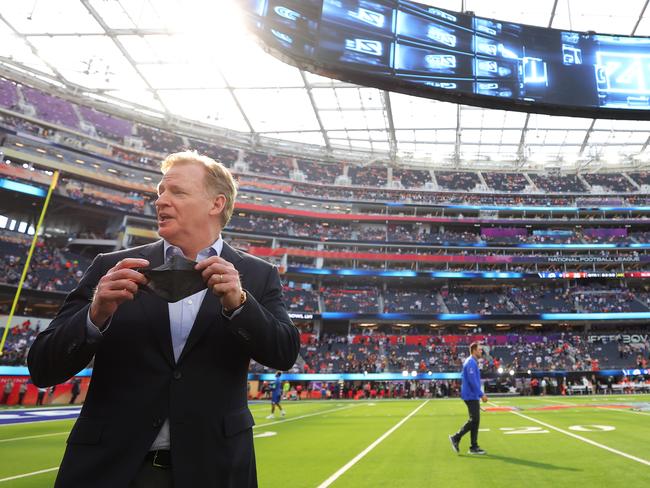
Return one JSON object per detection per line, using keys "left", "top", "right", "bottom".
{"left": 587, "top": 334, "right": 650, "bottom": 344}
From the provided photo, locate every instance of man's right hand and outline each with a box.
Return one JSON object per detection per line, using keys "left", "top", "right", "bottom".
{"left": 89, "top": 258, "right": 149, "bottom": 329}
{"left": 481, "top": 395, "right": 488, "bottom": 403}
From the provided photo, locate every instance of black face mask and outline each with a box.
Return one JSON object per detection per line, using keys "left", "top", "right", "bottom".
{"left": 140, "top": 255, "right": 207, "bottom": 302}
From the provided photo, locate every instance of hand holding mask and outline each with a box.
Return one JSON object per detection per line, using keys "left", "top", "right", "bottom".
{"left": 140, "top": 255, "right": 207, "bottom": 302}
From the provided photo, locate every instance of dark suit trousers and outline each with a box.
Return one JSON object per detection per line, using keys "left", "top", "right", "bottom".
{"left": 455, "top": 400, "right": 480, "bottom": 448}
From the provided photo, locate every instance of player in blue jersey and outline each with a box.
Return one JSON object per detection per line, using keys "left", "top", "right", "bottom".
{"left": 449, "top": 342, "right": 488, "bottom": 455}
{"left": 267, "top": 371, "right": 286, "bottom": 419}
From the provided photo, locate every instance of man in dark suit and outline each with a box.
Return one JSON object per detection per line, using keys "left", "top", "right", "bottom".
{"left": 27, "top": 151, "right": 300, "bottom": 488}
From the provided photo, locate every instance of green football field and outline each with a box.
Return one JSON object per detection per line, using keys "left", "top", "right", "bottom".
{"left": 1, "top": 394, "right": 650, "bottom": 487}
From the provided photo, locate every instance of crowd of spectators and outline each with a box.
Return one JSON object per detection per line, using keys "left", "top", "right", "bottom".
{"left": 393, "top": 169, "right": 432, "bottom": 188}
{"left": 488, "top": 335, "right": 606, "bottom": 372}
{"left": 386, "top": 225, "right": 480, "bottom": 244}
{"left": 0, "top": 232, "right": 90, "bottom": 293}
{"left": 508, "top": 284, "right": 647, "bottom": 314}
{"left": 0, "top": 113, "right": 46, "bottom": 137}
{"left": 442, "top": 288, "right": 512, "bottom": 314}
{"left": 186, "top": 139, "right": 238, "bottom": 166}
{"left": 297, "top": 159, "right": 343, "bottom": 183}
{"left": 228, "top": 214, "right": 352, "bottom": 240}
{"left": 282, "top": 283, "right": 319, "bottom": 313}
{"left": 629, "top": 172, "right": 650, "bottom": 186}
{"left": 0, "top": 320, "right": 40, "bottom": 366}
{"left": 111, "top": 147, "right": 157, "bottom": 171}
{"left": 135, "top": 125, "right": 184, "bottom": 154}
{"left": 61, "top": 178, "right": 154, "bottom": 215}
{"left": 509, "top": 285, "right": 575, "bottom": 313}
{"left": 583, "top": 173, "right": 636, "bottom": 192}
{"left": 349, "top": 166, "right": 388, "bottom": 187}
{"left": 384, "top": 289, "right": 440, "bottom": 313}
{"left": 289, "top": 331, "right": 649, "bottom": 375}
{"left": 482, "top": 172, "right": 529, "bottom": 192}
{"left": 530, "top": 174, "right": 587, "bottom": 193}
{"left": 228, "top": 214, "right": 647, "bottom": 247}
{"left": 244, "top": 152, "right": 292, "bottom": 178}
{"left": 571, "top": 287, "right": 646, "bottom": 313}
{"left": 436, "top": 171, "right": 480, "bottom": 191}
{"left": 321, "top": 287, "right": 379, "bottom": 313}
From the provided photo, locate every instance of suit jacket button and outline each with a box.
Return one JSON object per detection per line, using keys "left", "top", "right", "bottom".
{"left": 173, "top": 371, "right": 182, "bottom": 380}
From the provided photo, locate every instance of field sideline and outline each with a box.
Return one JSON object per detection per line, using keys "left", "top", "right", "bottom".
{"left": 1, "top": 395, "right": 649, "bottom": 487}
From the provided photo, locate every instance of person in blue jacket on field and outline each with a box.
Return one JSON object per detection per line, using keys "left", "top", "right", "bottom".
{"left": 449, "top": 342, "right": 488, "bottom": 455}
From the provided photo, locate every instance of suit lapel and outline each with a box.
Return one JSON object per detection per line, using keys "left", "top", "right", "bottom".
{"left": 137, "top": 240, "right": 175, "bottom": 367}
{"left": 177, "top": 242, "right": 244, "bottom": 364}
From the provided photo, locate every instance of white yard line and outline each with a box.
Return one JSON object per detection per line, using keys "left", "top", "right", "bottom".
{"left": 0, "top": 432, "right": 68, "bottom": 443}
{"left": 254, "top": 404, "right": 358, "bottom": 429}
{"left": 316, "top": 400, "right": 430, "bottom": 488}
{"left": 489, "top": 402, "right": 650, "bottom": 467}
{"left": 0, "top": 467, "right": 58, "bottom": 483}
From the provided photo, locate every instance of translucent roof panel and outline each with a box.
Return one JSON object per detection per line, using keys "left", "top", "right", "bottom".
{"left": 390, "top": 95, "right": 458, "bottom": 130}
{"left": 157, "top": 89, "right": 249, "bottom": 131}
{"left": 465, "top": 0, "right": 557, "bottom": 28}
{"left": 0, "top": 0, "right": 647, "bottom": 168}
{"left": 235, "top": 88, "right": 320, "bottom": 132}
{"left": 3, "top": 0, "right": 104, "bottom": 35}
{"left": 27, "top": 36, "right": 146, "bottom": 90}
{"left": 551, "top": 0, "right": 646, "bottom": 34}
{"left": 0, "top": 20, "right": 54, "bottom": 75}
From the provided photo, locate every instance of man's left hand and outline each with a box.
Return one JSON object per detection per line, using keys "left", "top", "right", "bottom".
{"left": 196, "top": 256, "right": 242, "bottom": 310}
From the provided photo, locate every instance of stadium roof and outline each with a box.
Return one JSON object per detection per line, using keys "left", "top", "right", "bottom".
{"left": 2, "top": 0, "right": 650, "bottom": 170}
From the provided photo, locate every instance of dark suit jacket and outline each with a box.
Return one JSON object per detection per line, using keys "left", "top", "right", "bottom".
{"left": 27, "top": 240, "right": 300, "bottom": 488}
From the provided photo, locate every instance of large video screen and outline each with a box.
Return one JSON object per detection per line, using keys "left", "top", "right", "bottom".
{"left": 242, "top": 0, "right": 650, "bottom": 119}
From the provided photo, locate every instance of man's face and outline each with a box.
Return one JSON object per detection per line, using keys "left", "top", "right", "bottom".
{"left": 155, "top": 163, "right": 220, "bottom": 247}
{"left": 475, "top": 347, "right": 483, "bottom": 358}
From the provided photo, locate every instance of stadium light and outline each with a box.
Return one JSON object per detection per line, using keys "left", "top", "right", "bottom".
{"left": 402, "top": 370, "right": 408, "bottom": 376}
{"left": 527, "top": 369, "right": 532, "bottom": 375}
{"left": 427, "top": 371, "right": 432, "bottom": 375}
{"left": 509, "top": 370, "right": 515, "bottom": 376}
{"left": 497, "top": 367, "right": 504, "bottom": 374}
{"left": 410, "top": 371, "right": 417, "bottom": 377}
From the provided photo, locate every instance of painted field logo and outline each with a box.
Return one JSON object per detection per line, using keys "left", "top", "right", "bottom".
{"left": 568, "top": 425, "right": 616, "bottom": 432}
